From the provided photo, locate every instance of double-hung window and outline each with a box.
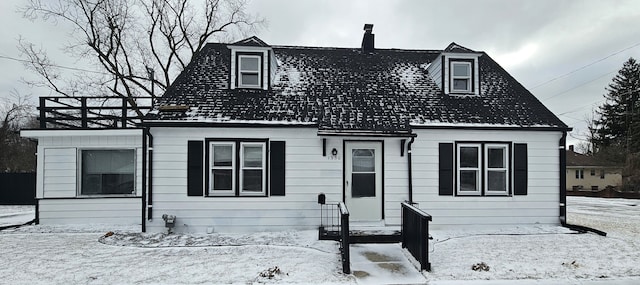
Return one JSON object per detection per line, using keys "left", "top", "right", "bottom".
{"left": 240, "top": 142, "right": 266, "bottom": 195}
{"left": 575, "top": 169, "right": 584, "bottom": 179}
{"left": 80, "top": 149, "right": 135, "bottom": 196}
{"left": 457, "top": 144, "right": 481, "bottom": 195}
{"left": 238, "top": 55, "right": 261, "bottom": 88}
{"left": 208, "top": 141, "right": 266, "bottom": 196}
{"left": 485, "top": 144, "right": 509, "bottom": 195}
{"left": 451, "top": 61, "right": 472, "bottom": 93}
{"left": 456, "top": 143, "right": 510, "bottom": 196}
{"left": 210, "top": 143, "right": 235, "bottom": 195}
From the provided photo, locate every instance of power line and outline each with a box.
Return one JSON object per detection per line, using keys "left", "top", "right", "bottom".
{"left": 530, "top": 41, "right": 640, "bottom": 89}
{"left": 557, "top": 99, "right": 604, "bottom": 116}
{"left": 0, "top": 54, "right": 109, "bottom": 75}
{"left": 540, "top": 70, "right": 615, "bottom": 101}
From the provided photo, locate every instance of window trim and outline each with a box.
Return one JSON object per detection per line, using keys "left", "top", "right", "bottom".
{"left": 484, "top": 144, "right": 509, "bottom": 196}
{"left": 204, "top": 138, "right": 269, "bottom": 197}
{"left": 455, "top": 142, "right": 512, "bottom": 197}
{"left": 456, "top": 143, "right": 482, "bottom": 196}
{"left": 239, "top": 142, "right": 267, "bottom": 196}
{"left": 575, "top": 169, "right": 584, "bottom": 179}
{"left": 450, "top": 60, "right": 473, "bottom": 93}
{"left": 237, "top": 54, "right": 262, "bottom": 89}
{"left": 77, "top": 148, "right": 137, "bottom": 197}
{"left": 209, "top": 142, "right": 236, "bottom": 196}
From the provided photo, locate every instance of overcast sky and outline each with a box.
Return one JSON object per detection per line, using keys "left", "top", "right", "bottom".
{"left": 1, "top": 0, "right": 640, "bottom": 147}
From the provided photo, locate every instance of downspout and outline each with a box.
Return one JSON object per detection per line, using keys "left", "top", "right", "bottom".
{"left": 407, "top": 136, "right": 416, "bottom": 203}
{"left": 559, "top": 130, "right": 606, "bottom": 236}
{"left": 142, "top": 128, "right": 148, "bottom": 232}
{"left": 147, "top": 129, "right": 154, "bottom": 222}
{"left": 559, "top": 131, "right": 567, "bottom": 225}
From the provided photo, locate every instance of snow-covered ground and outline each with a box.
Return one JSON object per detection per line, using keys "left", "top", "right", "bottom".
{"left": 0, "top": 205, "right": 34, "bottom": 227}
{"left": 0, "top": 197, "right": 639, "bottom": 284}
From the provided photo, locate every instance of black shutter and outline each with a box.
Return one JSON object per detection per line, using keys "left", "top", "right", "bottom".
{"left": 439, "top": 143, "right": 454, "bottom": 196}
{"left": 514, "top": 143, "right": 528, "bottom": 195}
{"left": 270, "top": 141, "right": 286, "bottom": 196}
{"left": 187, "top": 141, "right": 204, "bottom": 196}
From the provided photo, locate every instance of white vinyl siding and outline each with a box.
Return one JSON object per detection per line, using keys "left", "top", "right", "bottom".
{"left": 412, "top": 129, "right": 562, "bottom": 228}
{"left": 38, "top": 198, "right": 141, "bottom": 225}
{"left": 24, "top": 129, "right": 143, "bottom": 226}
{"left": 147, "top": 127, "right": 410, "bottom": 232}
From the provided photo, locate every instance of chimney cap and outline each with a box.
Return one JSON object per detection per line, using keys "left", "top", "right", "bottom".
{"left": 363, "top": 24, "right": 374, "bottom": 32}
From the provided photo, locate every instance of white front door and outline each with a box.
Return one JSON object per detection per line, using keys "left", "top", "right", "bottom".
{"left": 345, "top": 141, "right": 383, "bottom": 221}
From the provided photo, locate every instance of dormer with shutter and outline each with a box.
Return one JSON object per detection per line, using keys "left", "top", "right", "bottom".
{"left": 427, "top": 42, "right": 482, "bottom": 96}
{"left": 228, "top": 36, "right": 276, "bottom": 90}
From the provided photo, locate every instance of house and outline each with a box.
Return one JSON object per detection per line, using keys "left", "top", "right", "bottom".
{"left": 22, "top": 24, "right": 570, "bottom": 233}
{"left": 566, "top": 145, "right": 622, "bottom": 192}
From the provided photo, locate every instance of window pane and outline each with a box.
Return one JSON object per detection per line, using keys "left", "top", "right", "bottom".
{"left": 243, "top": 145, "right": 263, "bottom": 167}
{"left": 240, "top": 57, "right": 259, "bottom": 71}
{"left": 241, "top": 73, "right": 259, "bottom": 86}
{"left": 81, "top": 150, "right": 134, "bottom": 195}
{"left": 213, "top": 169, "right": 233, "bottom": 191}
{"left": 213, "top": 145, "right": 232, "bottom": 167}
{"left": 488, "top": 148, "right": 505, "bottom": 168}
{"left": 460, "top": 147, "right": 478, "bottom": 168}
{"left": 488, "top": 170, "right": 506, "bottom": 192}
{"left": 453, "top": 63, "right": 470, "bottom": 76}
{"left": 352, "top": 149, "right": 375, "bottom": 172}
{"left": 453, "top": 79, "right": 469, "bottom": 91}
{"left": 352, "top": 173, "right": 375, "bottom": 197}
{"left": 242, "top": 169, "right": 263, "bottom": 192}
{"left": 459, "top": 170, "right": 478, "bottom": 192}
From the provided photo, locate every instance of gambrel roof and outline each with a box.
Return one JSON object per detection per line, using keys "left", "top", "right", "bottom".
{"left": 146, "top": 38, "right": 568, "bottom": 134}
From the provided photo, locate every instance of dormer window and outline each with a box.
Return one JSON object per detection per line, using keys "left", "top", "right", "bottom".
{"left": 238, "top": 54, "right": 262, "bottom": 88}
{"left": 451, "top": 61, "right": 472, "bottom": 93}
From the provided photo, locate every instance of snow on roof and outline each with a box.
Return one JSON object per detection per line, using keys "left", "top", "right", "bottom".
{"left": 148, "top": 41, "right": 568, "bottom": 132}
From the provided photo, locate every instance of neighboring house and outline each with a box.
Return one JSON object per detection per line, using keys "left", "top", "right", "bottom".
{"left": 566, "top": 145, "right": 622, "bottom": 191}
{"left": 22, "top": 25, "right": 570, "bottom": 233}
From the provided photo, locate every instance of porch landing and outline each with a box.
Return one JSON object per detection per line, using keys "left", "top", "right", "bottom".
{"left": 319, "top": 225, "right": 401, "bottom": 243}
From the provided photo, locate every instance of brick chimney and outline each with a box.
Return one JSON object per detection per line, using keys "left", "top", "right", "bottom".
{"left": 569, "top": 145, "right": 574, "bottom": 152}
{"left": 361, "top": 24, "right": 374, "bottom": 53}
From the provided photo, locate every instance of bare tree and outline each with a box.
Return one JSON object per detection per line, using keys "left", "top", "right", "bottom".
{"left": 0, "top": 90, "right": 37, "bottom": 172}
{"left": 19, "top": 0, "right": 264, "bottom": 115}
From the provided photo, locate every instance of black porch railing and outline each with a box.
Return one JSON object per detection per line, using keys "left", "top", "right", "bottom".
{"left": 401, "top": 202, "right": 432, "bottom": 271}
{"left": 338, "top": 202, "right": 350, "bottom": 274}
{"left": 318, "top": 197, "right": 351, "bottom": 274}
{"left": 38, "top": 96, "right": 152, "bottom": 129}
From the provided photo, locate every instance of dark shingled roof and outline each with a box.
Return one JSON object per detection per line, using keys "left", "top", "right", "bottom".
{"left": 147, "top": 40, "right": 568, "bottom": 134}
